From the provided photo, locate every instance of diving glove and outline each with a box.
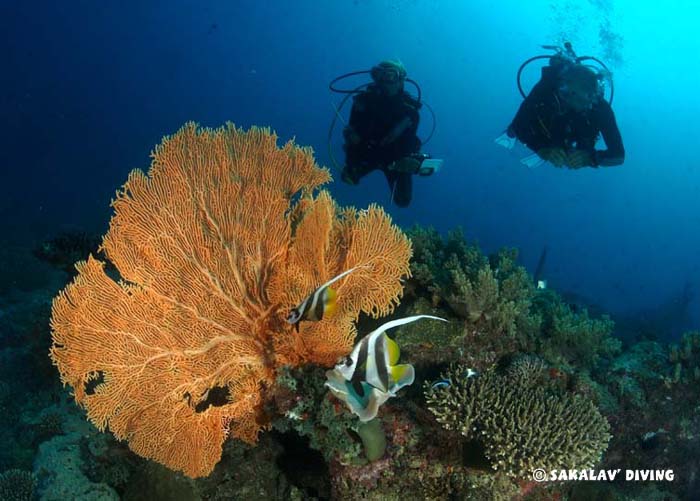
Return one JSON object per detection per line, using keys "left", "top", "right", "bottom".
{"left": 388, "top": 154, "right": 443, "bottom": 176}
{"left": 389, "top": 157, "right": 422, "bottom": 174}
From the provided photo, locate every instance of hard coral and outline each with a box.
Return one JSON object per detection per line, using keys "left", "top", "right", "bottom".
{"left": 271, "top": 366, "right": 364, "bottom": 466}
{"left": 425, "top": 364, "right": 611, "bottom": 479}
{"left": 50, "top": 123, "right": 411, "bottom": 477}
{"left": 403, "top": 227, "right": 539, "bottom": 367}
{"left": 408, "top": 227, "right": 537, "bottom": 341}
{"left": 666, "top": 331, "right": 700, "bottom": 385}
{"left": 533, "top": 290, "right": 620, "bottom": 370}
{"left": 0, "top": 469, "right": 36, "bottom": 501}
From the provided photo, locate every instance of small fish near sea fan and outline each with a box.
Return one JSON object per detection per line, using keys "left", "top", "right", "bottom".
{"left": 50, "top": 122, "right": 411, "bottom": 477}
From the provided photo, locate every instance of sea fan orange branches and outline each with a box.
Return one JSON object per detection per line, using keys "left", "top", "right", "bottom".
{"left": 50, "top": 122, "right": 411, "bottom": 477}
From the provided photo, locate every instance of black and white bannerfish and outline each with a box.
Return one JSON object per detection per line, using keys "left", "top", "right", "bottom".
{"left": 286, "top": 267, "right": 361, "bottom": 332}
{"left": 325, "top": 314, "right": 447, "bottom": 421}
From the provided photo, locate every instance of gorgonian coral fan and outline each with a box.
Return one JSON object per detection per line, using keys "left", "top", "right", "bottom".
{"left": 50, "top": 123, "right": 411, "bottom": 477}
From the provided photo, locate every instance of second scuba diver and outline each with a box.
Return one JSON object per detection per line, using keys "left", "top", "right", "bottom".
{"left": 506, "top": 43, "right": 625, "bottom": 169}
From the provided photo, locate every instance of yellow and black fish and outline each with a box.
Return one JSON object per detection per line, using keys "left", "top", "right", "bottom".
{"left": 286, "top": 267, "right": 359, "bottom": 331}
{"left": 325, "top": 314, "right": 447, "bottom": 421}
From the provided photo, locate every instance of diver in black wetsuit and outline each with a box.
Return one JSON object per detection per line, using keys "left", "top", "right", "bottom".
{"left": 507, "top": 53, "right": 625, "bottom": 169}
{"left": 341, "top": 60, "right": 423, "bottom": 207}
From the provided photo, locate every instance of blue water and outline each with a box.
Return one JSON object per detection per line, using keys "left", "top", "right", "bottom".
{"left": 3, "top": 0, "right": 699, "bottom": 339}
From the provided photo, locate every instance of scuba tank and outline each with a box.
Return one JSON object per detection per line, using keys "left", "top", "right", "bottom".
{"left": 517, "top": 42, "right": 614, "bottom": 105}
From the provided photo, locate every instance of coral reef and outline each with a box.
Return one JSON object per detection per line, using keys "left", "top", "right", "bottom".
{"left": 425, "top": 363, "right": 611, "bottom": 479}
{"left": 271, "top": 366, "right": 365, "bottom": 466}
{"left": 327, "top": 403, "right": 528, "bottom": 500}
{"left": 2, "top": 145, "right": 693, "bottom": 499}
{"left": 598, "top": 339, "right": 698, "bottom": 499}
{"left": 408, "top": 227, "right": 537, "bottom": 342}
{"left": 0, "top": 469, "right": 36, "bottom": 501}
{"left": 532, "top": 289, "right": 621, "bottom": 371}
{"left": 270, "top": 367, "right": 525, "bottom": 500}
{"left": 400, "top": 227, "right": 620, "bottom": 375}
{"left": 49, "top": 123, "right": 412, "bottom": 477}
{"left": 505, "top": 353, "right": 547, "bottom": 384}
{"left": 29, "top": 399, "right": 121, "bottom": 500}
{"left": 392, "top": 297, "right": 468, "bottom": 367}
{"left": 356, "top": 419, "right": 386, "bottom": 462}
{"left": 401, "top": 227, "right": 539, "bottom": 369}
{"left": 666, "top": 330, "right": 700, "bottom": 385}
{"left": 34, "top": 432, "right": 120, "bottom": 500}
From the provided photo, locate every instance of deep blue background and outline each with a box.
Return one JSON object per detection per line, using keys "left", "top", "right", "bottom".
{"left": 2, "top": 0, "right": 699, "bottom": 338}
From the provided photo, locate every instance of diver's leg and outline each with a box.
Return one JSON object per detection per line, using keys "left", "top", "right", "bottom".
{"left": 342, "top": 147, "right": 373, "bottom": 185}
{"left": 385, "top": 170, "right": 412, "bottom": 207}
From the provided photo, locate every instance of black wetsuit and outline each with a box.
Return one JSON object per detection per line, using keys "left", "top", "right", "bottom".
{"left": 343, "top": 84, "right": 421, "bottom": 206}
{"left": 509, "top": 65, "right": 625, "bottom": 167}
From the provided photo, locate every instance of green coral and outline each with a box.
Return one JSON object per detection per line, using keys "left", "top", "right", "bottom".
{"left": 393, "top": 297, "right": 466, "bottom": 366}
{"left": 404, "top": 226, "right": 622, "bottom": 372}
{"left": 0, "top": 469, "right": 36, "bottom": 501}
{"left": 533, "top": 290, "right": 621, "bottom": 370}
{"left": 405, "top": 227, "right": 540, "bottom": 364}
{"left": 665, "top": 331, "right": 700, "bottom": 386}
{"left": 506, "top": 354, "right": 547, "bottom": 383}
{"left": 356, "top": 419, "right": 386, "bottom": 462}
{"left": 272, "top": 367, "right": 364, "bottom": 465}
{"left": 327, "top": 403, "right": 523, "bottom": 501}
{"left": 425, "top": 364, "right": 611, "bottom": 479}
{"left": 571, "top": 371, "right": 621, "bottom": 415}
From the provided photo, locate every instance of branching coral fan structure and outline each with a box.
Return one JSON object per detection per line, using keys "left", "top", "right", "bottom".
{"left": 50, "top": 123, "right": 411, "bottom": 477}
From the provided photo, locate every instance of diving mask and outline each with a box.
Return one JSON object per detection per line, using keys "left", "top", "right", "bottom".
{"left": 371, "top": 63, "right": 406, "bottom": 85}
{"left": 558, "top": 83, "right": 599, "bottom": 111}
{"left": 378, "top": 68, "right": 401, "bottom": 83}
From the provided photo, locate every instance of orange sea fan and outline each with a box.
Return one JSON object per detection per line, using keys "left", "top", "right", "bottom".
{"left": 50, "top": 122, "right": 411, "bottom": 478}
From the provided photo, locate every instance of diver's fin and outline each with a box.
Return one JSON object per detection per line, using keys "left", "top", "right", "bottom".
{"left": 521, "top": 153, "right": 544, "bottom": 169}
{"left": 494, "top": 132, "right": 516, "bottom": 150}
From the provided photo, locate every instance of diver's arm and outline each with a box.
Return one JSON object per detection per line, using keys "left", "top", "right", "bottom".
{"left": 381, "top": 97, "right": 420, "bottom": 146}
{"left": 346, "top": 93, "right": 371, "bottom": 143}
{"left": 509, "top": 81, "right": 554, "bottom": 152}
{"left": 594, "top": 103, "right": 625, "bottom": 166}
{"left": 380, "top": 116, "right": 412, "bottom": 146}
{"left": 391, "top": 105, "right": 422, "bottom": 159}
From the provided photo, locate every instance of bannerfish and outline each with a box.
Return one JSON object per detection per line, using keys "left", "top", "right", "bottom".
{"left": 325, "top": 314, "right": 447, "bottom": 421}
{"left": 286, "top": 267, "right": 361, "bottom": 332}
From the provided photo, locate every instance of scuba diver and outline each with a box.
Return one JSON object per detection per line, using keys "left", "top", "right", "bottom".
{"left": 503, "top": 43, "right": 625, "bottom": 169}
{"left": 328, "top": 60, "right": 441, "bottom": 207}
